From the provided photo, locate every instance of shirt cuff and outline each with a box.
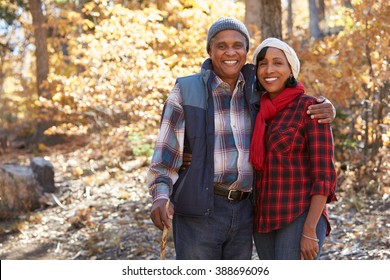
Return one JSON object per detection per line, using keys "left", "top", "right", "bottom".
{"left": 310, "top": 180, "right": 337, "bottom": 203}
{"left": 151, "top": 184, "right": 170, "bottom": 203}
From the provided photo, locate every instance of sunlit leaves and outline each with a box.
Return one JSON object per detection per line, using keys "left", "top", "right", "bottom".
{"left": 1, "top": 0, "right": 387, "bottom": 186}
{"left": 294, "top": 0, "right": 389, "bottom": 185}
{"left": 45, "top": 0, "right": 245, "bottom": 136}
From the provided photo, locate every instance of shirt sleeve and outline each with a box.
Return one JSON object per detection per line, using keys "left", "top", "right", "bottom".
{"left": 306, "top": 109, "right": 337, "bottom": 203}
{"left": 146, "top": 83, "right": 185, "bottom": 203}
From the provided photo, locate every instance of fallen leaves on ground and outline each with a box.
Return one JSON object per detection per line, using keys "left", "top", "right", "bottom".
{"left": 0, "top": 137, "right": 388, "bottom": 260}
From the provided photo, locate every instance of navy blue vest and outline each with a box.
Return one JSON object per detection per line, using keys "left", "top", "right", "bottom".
{"left": 171, "top": 59, "right": 259, "bottom": 217}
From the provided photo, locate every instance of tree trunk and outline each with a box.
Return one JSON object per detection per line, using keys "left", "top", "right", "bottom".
{"left": 28, "top": 0, "right": 50, "bottom": 98}
{"left": 308, "top": 0, "right": 323, "bottom": 40}
{"left": 363, "top": 97, "right": 369, "bottom": 157}
{"left": 286, "top": 0, "right": 293, "bottom": 38}
{"left": 343, "top": 0, "right": 353, "bottom": 8}
{"left": 317, "top": 0, "right": 325, "bottom": 23}
{"left": 372, "top": 81, "right": 388, "bottom": 157}
{"left": 260, "top": 0, "right": 282, "bottom": 39}
{"left": 0, "top": 51, "right": 4, "bottom": 94}
{"left": 245, "top": 0, "right": 262, "bottom": 36}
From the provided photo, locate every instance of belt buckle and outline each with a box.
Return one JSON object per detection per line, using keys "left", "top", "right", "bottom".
{"left": 227, "top": 190, "right": 237, "bottom": 201}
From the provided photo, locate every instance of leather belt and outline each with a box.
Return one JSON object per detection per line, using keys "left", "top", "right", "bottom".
{"left": 214, "top": 186, "right": 251, "bottom": 201}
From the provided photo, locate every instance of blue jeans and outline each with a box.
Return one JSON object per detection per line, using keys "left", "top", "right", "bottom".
{"left": 173, "top": 194, "right": 254, "bottom": 259}
{"left": 253, "top": 212, "right": 327, "bottom": 260}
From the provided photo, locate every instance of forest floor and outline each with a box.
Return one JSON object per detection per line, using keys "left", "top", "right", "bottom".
{"left": 0, "top": 135, "right": 389, "bottom": 260}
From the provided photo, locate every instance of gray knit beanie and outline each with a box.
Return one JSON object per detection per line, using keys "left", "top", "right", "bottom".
{"left": 206, "top": 17, "right": 250, "bottom": 53}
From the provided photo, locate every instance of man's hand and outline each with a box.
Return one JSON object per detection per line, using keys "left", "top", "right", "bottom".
{"left": 307, "top": 96, "right": 336, "bottom": 124}
{"left": 150, "top": 199, "right": 174, "bottom": 231}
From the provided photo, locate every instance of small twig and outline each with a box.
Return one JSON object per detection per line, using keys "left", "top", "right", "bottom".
{"left": 51, "top": 193, "right": 67, "bottom": 209}
{"left": 70, "top": 250, "right": 82, "bottom": 260}
{"left": 18, "top": 229, "right": 28, "bottom": 239}
{"left": 54, "top": 242, "right": 62, "bottom": 253}
{"left": 160, "top": 200, "right": 170, "bottom": 260}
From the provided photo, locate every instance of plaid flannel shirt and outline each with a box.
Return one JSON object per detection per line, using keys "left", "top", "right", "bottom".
{"left": 254, "top": 94, "right": 337, "bottom": 235}
{"left": 147, "top": 73, "right": 253, "bottom": 203}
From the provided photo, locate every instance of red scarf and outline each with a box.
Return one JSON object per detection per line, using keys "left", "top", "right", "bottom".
{"left": 249, "top": 82, "right": 305, "bottom": 170}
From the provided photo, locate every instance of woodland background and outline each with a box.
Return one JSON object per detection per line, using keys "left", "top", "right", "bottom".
{"left": 0, "top": 0, "right": 389, "bottom": 260}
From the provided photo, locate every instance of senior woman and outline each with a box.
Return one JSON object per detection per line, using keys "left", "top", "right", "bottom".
{"left": 250, "top": 38, "right": 337, "bottom": 260}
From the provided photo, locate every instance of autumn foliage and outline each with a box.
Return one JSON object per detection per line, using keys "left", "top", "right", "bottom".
{"left": 43, "top": 0, "right": 246, "bottom": 136}
{"left": 292, "top": 0, "right": 389, "bottom": 194}
{"left": 0, "top": 0, "right": 389, "bottom": 194}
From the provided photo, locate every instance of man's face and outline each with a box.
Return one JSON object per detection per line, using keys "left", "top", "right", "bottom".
{"left": 208, "top": 30, "right": 247, "bottom": 86}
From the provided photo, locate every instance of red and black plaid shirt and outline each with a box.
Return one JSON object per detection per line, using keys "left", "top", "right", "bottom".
{"left": 254, "top": 94, "right": 337, "bottom": 235}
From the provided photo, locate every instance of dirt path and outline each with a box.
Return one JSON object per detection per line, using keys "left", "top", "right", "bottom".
{"left": 0, "top": 147, "right": 389, "bottom": 260}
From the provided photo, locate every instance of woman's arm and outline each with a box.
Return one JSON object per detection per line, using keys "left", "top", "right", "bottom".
{"left": 300, "top": 195, "right": 327, "bottom": 260}
{"left": 301, "top": 99, "right": 337, "bottom": 259}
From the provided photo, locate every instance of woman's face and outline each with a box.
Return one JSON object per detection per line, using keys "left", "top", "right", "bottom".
{"left": 256, "top": 47, "right": 292, "bottom": 99}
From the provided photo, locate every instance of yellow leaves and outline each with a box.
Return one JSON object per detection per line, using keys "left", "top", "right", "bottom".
{"left": 82, "top": 1, "right": 98, "bottom": 14}
{"left": 3, "top": 76, "right": 24, "bottom": 95}
{"left": 52, "top": 92, "right": 62, "bottom": 102}
{"left": 83, "top": 171, "right": 111, "bottom": 187}
{"left": 95, "top": 94, "right": 107, "bottom": 102}
{"left": 155, "top": 29, "right": 168, "bottom": 43}
{"left": 73, "top": 167, "right": 84, "bottom": 177}
{"left": 83, "top": 19, "right": 95, "bottom": 30}
{"left": 297, "top": 0, "right": 388, "bottom": 109}
{"left": 36, "top": 0, "right": 389, "bottom": 166}
{"left": 145, "top": 11, "right": 164, "bottom": 22}
{"left": 37, "top": 143, "right": 47, "bottom": 152}
{"left": 67, "top": 11, "right": 82, "bottom": 22}
{"left": 117, "top": 191, "right": 132, "bottom": 200}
